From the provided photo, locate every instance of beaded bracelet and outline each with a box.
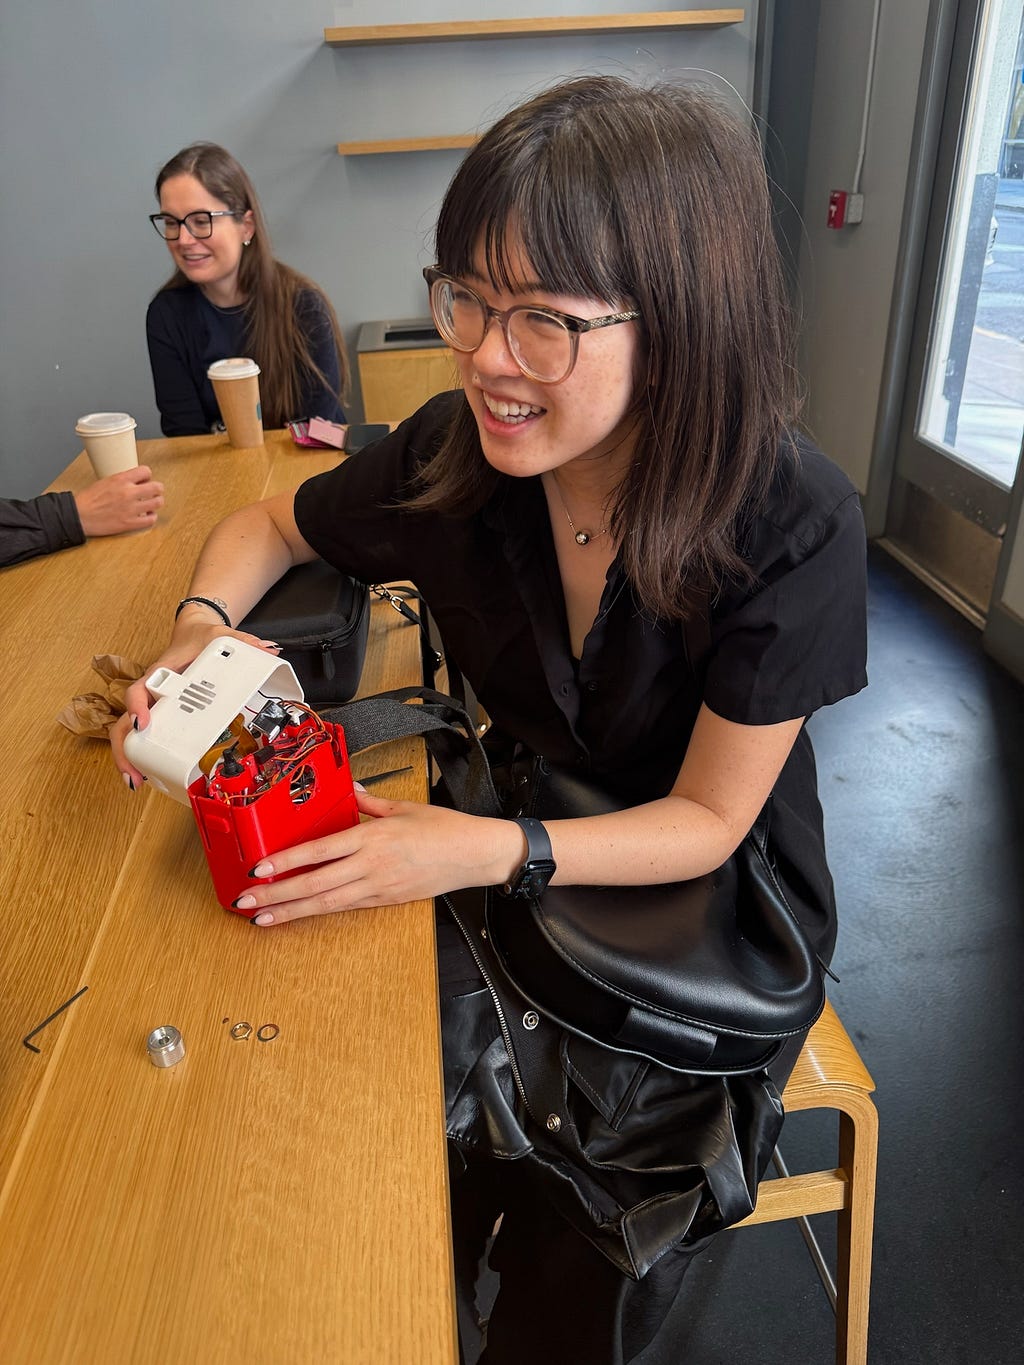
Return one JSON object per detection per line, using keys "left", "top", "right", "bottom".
{"left": 175, "top": 595, "right": 232, "bottom": 628}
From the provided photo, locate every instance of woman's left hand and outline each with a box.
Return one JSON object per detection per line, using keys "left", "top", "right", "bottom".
{"left": 233, "top": 789, "right": 520, "bottom": 925}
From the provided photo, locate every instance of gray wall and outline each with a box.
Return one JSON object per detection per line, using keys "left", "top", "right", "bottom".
{"left": 782, "top": 0, "right": 934, "bottom": 497}
{"left": 0, "top": 1, "right": 759, "bottom": 499}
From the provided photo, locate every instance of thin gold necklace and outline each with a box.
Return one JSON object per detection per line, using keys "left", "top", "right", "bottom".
{"left": 551, "top": 473, "right": 609, "bottom": 547}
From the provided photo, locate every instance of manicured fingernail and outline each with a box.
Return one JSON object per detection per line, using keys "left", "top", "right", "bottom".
{"left": 131, "top": 714, "right": 139, "bottom": 730}
{"left": 233, "top": 894, "right": 257, "bottom": 910}
{"left": 353, "top": 781, "right": 367, "bottom": 793}
{"left": 249, "top": 861, "right": 273, "bottom": 878}
{"left": 122, "top": 772, "right": 135, "bottom": 791}
{"left": 253, "top": 913, "right": 274, "bottom": 926}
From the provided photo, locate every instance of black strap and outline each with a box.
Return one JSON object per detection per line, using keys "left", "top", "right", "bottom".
{"left": 368, "top": 584, "right": 443, "bottom": 685}
{"left": 321, "top": 687, "right": 500, "bottom": 817}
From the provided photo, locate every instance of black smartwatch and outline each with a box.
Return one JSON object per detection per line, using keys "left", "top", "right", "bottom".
{"left": 501, "top": 817, "right": 556, "bottom": 900}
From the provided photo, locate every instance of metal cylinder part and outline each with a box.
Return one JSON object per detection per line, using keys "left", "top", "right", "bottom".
{"left": 147, "top": 1025, "right": 186, "bottom": 1068}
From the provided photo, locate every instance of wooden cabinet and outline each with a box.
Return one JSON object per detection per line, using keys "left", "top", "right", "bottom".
{"left": 357, "top": 318, "right": 460, "bottom": 423}
{"left": 358, "top": 347, "right": 459, "bottom": 423}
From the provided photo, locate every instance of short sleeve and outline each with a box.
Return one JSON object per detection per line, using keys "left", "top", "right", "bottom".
{"left": 704, "top": 482, "right": 868, "bottom": 725}
{"left": 293, "top": 392, "right": 458, "bottom": 579}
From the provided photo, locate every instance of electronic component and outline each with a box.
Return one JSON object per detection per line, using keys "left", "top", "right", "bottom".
{"left": 124, "top": 637, "right": 359, "bottom": 913}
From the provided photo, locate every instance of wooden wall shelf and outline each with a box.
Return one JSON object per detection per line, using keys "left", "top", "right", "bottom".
{"left": 325, "top": 11, "right": 745, "bottom": 47}
{"left": 337, "top": 134, "right": 479, "bottom": 157}
{"left": 329, "top": 10, "right": 746, "bottom": 156}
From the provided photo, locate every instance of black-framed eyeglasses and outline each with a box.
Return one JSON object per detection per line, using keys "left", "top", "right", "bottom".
{"left": 423, "top": 267, "right": 640, "bottom": 384}
{"left": 149, "top": 210, "right": 243, "bottom": 241}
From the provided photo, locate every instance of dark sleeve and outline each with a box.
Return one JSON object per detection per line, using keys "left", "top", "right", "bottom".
{"left": 294, "top": 290, "right": 346, "bottom": 424}
{"left": 0, "top": 491, "right": 85, "bottom": 568}
{"left": 704, "top": 477, "right": 868, "bottom": 725}
{"left": 294, "top": 393, "right": 458, "bottom": 576}
{"left": 146, "top": 291, "right": 212, "bottom": 437}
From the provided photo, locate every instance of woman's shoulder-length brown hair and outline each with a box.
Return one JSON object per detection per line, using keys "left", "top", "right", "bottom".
{"left": 409, "top": 75, "right": 798, "bottom": 621}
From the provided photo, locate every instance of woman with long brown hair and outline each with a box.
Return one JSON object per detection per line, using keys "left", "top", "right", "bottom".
{"left": 146, "top": 142, "right": 348, "bottom": 436}
{"left": 117, "top": 78, "right": 867, "bottom": 1361}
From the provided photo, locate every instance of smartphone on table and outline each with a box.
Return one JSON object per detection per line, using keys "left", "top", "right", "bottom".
{"left": 343, "top": 423, "right": 391, "bottom": 454}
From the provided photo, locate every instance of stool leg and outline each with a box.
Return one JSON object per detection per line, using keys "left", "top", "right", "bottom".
{"left": 770, "top": 1148, "right": 838, "bottom": 1308}
{"left": 835, "top": 1097, "right": 879, "bottom": 1365}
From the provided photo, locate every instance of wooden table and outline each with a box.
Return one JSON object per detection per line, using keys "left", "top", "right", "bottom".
{"left": 0, "top": 431, "right": 457, "bottom": 1363}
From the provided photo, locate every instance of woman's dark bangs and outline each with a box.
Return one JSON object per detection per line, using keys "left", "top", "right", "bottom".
{"left": 516, "top": 175, "right": 623, "bottom": 303}
{"left": 438, "top": 141, "right": 625, "bottom": 304}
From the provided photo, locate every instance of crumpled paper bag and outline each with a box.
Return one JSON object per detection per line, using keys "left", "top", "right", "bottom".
{"left": 57, "top": 653, "right": 146, "bottom": 738}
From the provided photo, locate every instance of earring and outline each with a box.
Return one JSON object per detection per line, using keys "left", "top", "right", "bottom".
{"left": 243, "top": 239, "right": 252, "bottom": 247}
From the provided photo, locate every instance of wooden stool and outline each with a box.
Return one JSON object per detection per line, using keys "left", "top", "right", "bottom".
{"left": 731, "top": 999, "right": 878, "bottom": 1365}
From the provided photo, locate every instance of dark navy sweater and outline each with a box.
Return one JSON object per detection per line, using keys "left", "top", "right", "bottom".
{"left": 146, "top": 284, "right": 346, "bottom": 436}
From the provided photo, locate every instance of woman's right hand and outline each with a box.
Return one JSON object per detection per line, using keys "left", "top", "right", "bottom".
{"left": 111, "top": 618, "right": 281, "bottom": 788}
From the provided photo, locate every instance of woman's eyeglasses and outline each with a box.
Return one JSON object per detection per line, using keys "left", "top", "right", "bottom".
{"left": 149, "top": 210, "right": 243, "bottom": 241}
{"left": 423, "top": 267, "right": 639, "bottom": 384}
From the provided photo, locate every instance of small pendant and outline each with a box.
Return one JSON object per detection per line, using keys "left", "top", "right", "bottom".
{"left": 574, "top": 530, "right": 591, "bottom": 546}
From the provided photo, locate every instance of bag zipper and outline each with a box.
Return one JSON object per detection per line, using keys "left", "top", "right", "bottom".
{"left": 441, "top": 892, "right": 535, "bottom": 1121}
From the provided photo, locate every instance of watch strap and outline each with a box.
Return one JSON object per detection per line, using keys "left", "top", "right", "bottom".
{"left": 502, "top": 816, "right": 556, "bottom": 899}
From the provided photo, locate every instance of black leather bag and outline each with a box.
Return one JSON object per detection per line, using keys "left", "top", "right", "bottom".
{"left": 238, "top": 560, "right": 370, "bottom": 705}
{"left": 324, "top": 689, "right": 807, "bottom": 1271}
{"left": 323, "top": 690, "right": 824, "bottom": 1076}
{"left": 486, "top": 757, "right": 825, "bottom": 1076}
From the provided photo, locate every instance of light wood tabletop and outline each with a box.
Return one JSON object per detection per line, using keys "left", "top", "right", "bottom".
{"left": 0, "top": 430, "right": 457, "bottom": 1364}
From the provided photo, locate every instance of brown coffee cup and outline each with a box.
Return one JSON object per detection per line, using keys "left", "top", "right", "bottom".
{"left": 207, "top": 358, "right": 263, "bottom": 448}
{"left": 75, "top": 413, "right": 139, "bottom": 478}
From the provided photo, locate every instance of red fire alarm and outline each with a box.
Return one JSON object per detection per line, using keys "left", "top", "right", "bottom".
{"left": 827, "top": 190, "right": 864, "bottom": 230}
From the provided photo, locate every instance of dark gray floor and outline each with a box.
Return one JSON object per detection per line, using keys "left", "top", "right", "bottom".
{"left": 654, "top": 544, "right": 1024, "bottom": 1364}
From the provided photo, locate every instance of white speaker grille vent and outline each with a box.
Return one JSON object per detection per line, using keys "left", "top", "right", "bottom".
{"left": 178, "top": 678, "right": 217, "bottom": 714}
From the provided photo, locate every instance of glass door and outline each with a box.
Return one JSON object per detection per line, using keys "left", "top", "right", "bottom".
{"left": 888, "top": 0, "right": 1024, "bottom": 617}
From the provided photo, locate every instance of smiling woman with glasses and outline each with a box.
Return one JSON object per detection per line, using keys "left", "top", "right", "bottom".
{"left": 114, "top": 77, "right": 867, "bottom": 1365}
{"left": 145, "top": 142, "right": 348, "bottom": 437}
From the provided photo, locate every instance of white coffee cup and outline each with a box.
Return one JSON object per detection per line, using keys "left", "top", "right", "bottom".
{"left": 75, "top": 412, "right": 139, "bottom": 478}
{"left": 207, "top": 357, "right": 263, "bottom": 448}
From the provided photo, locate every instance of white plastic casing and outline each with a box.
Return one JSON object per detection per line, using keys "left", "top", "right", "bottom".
{"left": 123, "top": 636, "right": 304, "bottom": 804}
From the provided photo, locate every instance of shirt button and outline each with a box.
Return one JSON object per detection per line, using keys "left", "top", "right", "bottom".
{"left": 585, "top": 680, "right": 599, "bottom": 693}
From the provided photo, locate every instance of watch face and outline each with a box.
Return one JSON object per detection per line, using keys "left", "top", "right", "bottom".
{"left": 505, "top": 859, "right": 556, "bottom": 900}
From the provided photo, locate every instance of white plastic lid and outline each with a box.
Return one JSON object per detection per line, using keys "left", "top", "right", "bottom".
{"left": 207, "top": 357, "right": 260, "bottom": 380}
{"left": 122, "top": 636, "right": 303, "bottom": 804}
{"left": 74, "top": 412, "right": 137, "bottom": 436}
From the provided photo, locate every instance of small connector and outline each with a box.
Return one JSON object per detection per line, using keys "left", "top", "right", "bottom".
{"left": 220, "top": 747, "right": 246, "bottom": 777}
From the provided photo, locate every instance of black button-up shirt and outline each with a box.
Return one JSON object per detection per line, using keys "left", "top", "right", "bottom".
{"left": 294, "top": 392, "right": 867, "bottom": 959}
